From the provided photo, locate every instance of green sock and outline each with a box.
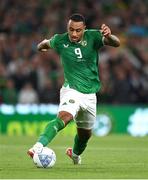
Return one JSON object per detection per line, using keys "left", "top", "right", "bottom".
{"left": 38, "top": 117, "right": 65, "bottom": 146}
{"left": 73, "top": 134, "right": 89, "bottom": 155}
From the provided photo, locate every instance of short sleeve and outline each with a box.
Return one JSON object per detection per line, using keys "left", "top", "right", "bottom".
{"left": 48, "top": 34, "right": 59, "bottom": 51}
{"left": 93, "top": 30, "right": 104, "bottom": 49}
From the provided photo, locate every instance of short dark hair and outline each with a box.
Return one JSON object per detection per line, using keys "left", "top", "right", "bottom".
{"left": 69, "top": 13, "right": 85, "bottom": 24}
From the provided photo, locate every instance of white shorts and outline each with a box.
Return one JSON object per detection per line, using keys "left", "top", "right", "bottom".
{"left": 58, "top": 86, "right": 97, "bottom": 129}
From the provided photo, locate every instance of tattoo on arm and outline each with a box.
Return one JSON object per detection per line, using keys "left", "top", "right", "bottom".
{"left": 104, "top": 35, "right": 120, "bottom": 47}
{"left": 37, "top": 39, "right": 50, "bottom": 51}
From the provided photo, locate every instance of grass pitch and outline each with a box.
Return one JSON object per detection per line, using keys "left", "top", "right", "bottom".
{"left": 0, "top": 134, "right": 148, "bottom": 179}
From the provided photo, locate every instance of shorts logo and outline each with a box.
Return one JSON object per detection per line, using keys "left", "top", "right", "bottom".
{"left": 69, "top": 99, "right": 75, "bottom": 103}
{"left": 62, "top": 102, "right": 67, "bottom": 105}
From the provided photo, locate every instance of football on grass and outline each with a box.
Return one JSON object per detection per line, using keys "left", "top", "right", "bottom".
{"left": 33, "top": 147, "right": 56, "bottom": 168}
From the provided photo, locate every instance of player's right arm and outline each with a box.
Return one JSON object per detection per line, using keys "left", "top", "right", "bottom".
{"left": 37, "top": 34, "right": 59, "bottom": 52}
{"left": 37, "top": 39, "right": 51, "bottom": 52}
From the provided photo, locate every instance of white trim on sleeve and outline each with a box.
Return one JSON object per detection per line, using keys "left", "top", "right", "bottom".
{"left": 102, "top": 36, "right": 105, "bottom": 46}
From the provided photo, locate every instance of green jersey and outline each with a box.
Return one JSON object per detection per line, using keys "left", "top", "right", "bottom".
{"left": 49, "top": 29, "right": 104, "bottom": 94}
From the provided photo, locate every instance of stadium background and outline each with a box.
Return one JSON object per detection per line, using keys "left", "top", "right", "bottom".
{"left": 0, "top": 0, "right": 148, "bottom": 136}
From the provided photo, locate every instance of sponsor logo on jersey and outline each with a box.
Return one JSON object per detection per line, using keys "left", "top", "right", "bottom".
{"left": 63, "top": 44, "right": 69, "bottom": 48}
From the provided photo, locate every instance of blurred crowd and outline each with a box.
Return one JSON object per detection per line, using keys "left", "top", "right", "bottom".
{"left": 0, "top": 0, "right": 148, "bottom": 104}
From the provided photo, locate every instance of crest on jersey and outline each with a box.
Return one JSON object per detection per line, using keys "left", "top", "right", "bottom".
{"left": 81, "top": 40, "right": 87, "bottom": 46}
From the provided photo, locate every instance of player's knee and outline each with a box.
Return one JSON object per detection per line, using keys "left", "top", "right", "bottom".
{"left": 58, "top": 111, "right": 73, "bottom": 125}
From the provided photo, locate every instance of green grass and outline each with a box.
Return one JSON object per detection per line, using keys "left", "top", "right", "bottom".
{"left": 0, "top": 134, "right": 148, "bottom": 179}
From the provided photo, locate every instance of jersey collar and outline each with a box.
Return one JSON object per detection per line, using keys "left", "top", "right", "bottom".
{"left": 68, "top": 32, "right": 85, "bottom": 45}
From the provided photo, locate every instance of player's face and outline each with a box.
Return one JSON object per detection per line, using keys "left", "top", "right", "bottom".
{"left": 67, "top": 20, "right": 86, "bottom": 42}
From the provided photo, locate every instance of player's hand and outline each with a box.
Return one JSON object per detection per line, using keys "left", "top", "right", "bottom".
{"left": 37, "top": 39, "right": 49, "bottom": 52}
{"left": 100, "top": 24, "right": 111, "bottom": 38}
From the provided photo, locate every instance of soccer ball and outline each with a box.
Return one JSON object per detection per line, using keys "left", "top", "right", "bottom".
{"left": 33, "top": 147, "right": 56, "bottom": 168}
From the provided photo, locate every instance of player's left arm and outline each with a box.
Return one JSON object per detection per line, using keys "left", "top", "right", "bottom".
{"left": 101, "top": 24, "right": 120, "bottom": 47}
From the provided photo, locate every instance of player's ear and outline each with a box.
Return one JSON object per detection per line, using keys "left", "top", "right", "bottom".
{"left": 67, "top": 20, "right": 70, "bottom": 30}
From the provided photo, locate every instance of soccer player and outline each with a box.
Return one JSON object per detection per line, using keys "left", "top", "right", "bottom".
{"left": 28, "top": 13, "right": 120, "bottom": 164}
